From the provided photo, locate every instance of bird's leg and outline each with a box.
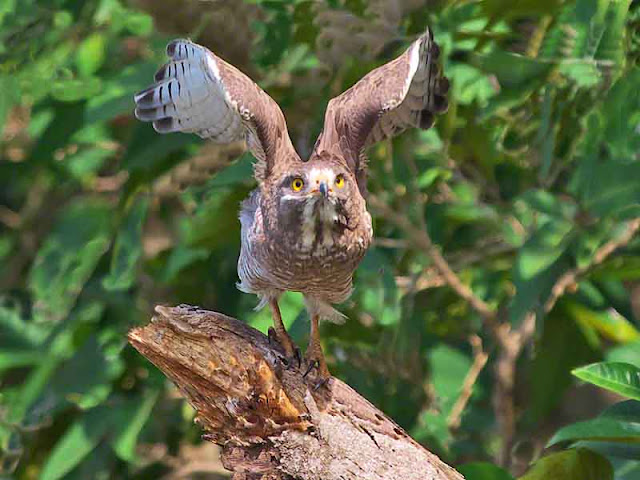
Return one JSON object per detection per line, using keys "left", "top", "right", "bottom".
{"left": 269, "top": 299, "right": 297, "bottom": 361}
{"left": 304, "top": 314, "right": 330, "bottom": 382}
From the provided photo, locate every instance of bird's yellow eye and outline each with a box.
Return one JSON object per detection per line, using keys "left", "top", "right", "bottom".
{"left": 335, "top": 175, "right": 345, "bottom": 189}
{"left": 291, "top": 178, "right": 304, "bottom": 192}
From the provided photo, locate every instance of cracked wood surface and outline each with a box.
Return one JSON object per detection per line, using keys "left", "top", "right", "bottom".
{"left": 128, "top": 304, "right": 464, "bottom": 480}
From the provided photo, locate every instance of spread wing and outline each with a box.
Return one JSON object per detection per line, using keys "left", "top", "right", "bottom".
{"left": 134, "top": 39, "right": 300, "bottom": 181}
{"left": 313, "top": 28, "right": 449, "bottom": 186}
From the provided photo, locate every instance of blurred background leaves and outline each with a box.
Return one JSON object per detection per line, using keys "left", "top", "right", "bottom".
{"left": 1, "top": 0, "right": 639, "bottom": 479}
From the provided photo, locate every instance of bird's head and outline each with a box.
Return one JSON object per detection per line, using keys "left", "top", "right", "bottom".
{"left": 271, "top": 160, "right": 358, "bottom": 247}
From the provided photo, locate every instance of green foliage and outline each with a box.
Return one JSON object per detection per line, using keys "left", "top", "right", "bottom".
{"left": 529, "top": 359, "right": 640, "bottom": 479}
{"left": 519, "top": 448, "right": 613, "bottom": 480}
{"left": 460, "top": 462, "right": 515, "bottom": 480}
{"left": 1, "top": 0, "right": 639, "bottom": 478}
{"left": 572, "top": 362, "right": 640, "bottom": 399}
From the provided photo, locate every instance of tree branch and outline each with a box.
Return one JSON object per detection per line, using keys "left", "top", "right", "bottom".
{"left": 367, "top": 199, "right": 639, "bottom": 470}
{"left": 544, "top": 218, "right": 640, "bottom": 313}
{"left": 368, "top": 195, "right": 498, "bottom": 326}
{"left": 495, "top": 217, "right": 640, "bottom": 466}
{"left": 128, "top": 305, "right": 464, "bottom": 480}
{"left": 448, "top": 335, "right": 488, "bottom": 430}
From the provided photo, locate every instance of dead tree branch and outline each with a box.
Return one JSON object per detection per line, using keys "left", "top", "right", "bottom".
{"left": 128, "top": 305, "right": 464, "bottom": 480}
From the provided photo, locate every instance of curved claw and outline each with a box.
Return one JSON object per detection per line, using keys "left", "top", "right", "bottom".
{"left": 303, "top": 359, "right": 319, "bottom": 379}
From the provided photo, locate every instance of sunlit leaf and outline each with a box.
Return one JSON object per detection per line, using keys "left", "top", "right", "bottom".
{"left": 75, "top": 33, "right": 106, "bottom": 76}
{"left": 572, "top": 362, "right": 640, "bottom": 399}
{"left": 565, "top": 301, "right": 640, "bottom": 344}
{"left": 125, "top": 12, "right": 153, "bottom": 36}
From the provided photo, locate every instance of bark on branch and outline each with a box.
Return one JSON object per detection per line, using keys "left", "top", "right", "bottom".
{"left": 128, "top": 304, "right": 464, "bottom": 480}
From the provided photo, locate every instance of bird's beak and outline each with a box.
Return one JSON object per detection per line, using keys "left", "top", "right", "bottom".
{"left": 318, "top": 182, "right": 329, "bottom": 198}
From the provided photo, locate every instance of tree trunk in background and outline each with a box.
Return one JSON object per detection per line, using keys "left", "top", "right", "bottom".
{"left": 128, "top": 305, "right": 464, "bottom": 480}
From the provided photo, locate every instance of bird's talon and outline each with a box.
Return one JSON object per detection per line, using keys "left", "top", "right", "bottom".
{"left": 267, "top": 327, "right": 279, "bottom": 347}
{"left": 293, "top": 347, "right": 303, "bottom": 369}
{"left": 303, "top": 359, "right": 319, "bottom": 379}
{"left": 313, "top": 376, "right": 330, "bottom": 391}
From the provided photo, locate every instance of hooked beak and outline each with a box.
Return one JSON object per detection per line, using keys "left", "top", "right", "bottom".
{"left": 318, "top": 182, "right": 329, "bottom": 198}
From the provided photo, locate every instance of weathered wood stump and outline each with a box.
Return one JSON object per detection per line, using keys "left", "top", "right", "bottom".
{"left": 128, "top": 304, "right": 464, "bottom": 480}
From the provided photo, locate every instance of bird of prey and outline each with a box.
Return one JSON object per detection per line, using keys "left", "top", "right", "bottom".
{"left": 134, "top": 28, "right": 448, "bottom": 384}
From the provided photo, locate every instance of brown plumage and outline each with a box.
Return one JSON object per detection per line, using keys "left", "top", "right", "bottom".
{"left": 134, "top": 28, "right": 448, "bottom": 382}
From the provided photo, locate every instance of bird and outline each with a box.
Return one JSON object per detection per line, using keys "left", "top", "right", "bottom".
{"left": 134, "top": 28, "right": 448, "bottom": 384}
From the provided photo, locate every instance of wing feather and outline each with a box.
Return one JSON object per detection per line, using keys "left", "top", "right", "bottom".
{"left": 134, "top": 39, "right": 300, "bottom": 181}
{"left": 314, "top": 28, "right": 449, "bottom": 186}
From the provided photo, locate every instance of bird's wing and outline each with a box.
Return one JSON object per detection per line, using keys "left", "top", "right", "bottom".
{"left": 134, "top": 39, "right": 300, "bottom": 181}
{"left": 313, "top": 28, "right": 448, "bottom": 185}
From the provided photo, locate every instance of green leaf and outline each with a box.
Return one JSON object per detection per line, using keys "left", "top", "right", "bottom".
{"left": 480, "top": 0, "right": 565, "bottom": 19}
{"left": 0, "top": 0, "right": 16, "bottom": 24}
{"left": 39, "top": 407, "right": 112, "bottom": 480}
{"left": 162, "top": 245, "right": 210, "bottom": 282}
{"left": 125, "top": 12, "right": 153, "bottom": 36}
{"left": 559, "top": 61, "right": 601, "bottom": 88}
{"left": 607, "top": 341, "right": 640, "bottom": 367}
{"left": 519, "top": 190, "right": 577, "bottom": 220}
{"left": 565, "top": 301, "right": 640, "bottom": 344}
{"left": 469, "top": 51, "right": 552, "bottom": 89}
{"left": 0, "top": 302, "right": 48, "bottom": 349}
{"left": 110, "top": 390, "right": 159, "bottom": 462}
{"left": 516, "top": 220, "right": 574, "bottom": 280}
{"left": 575, "top": 440, "right": 640, "bottom": 461}
{"left": 519, "top": 448, "right": 613, "bottom": 480}
{"left": 611, "top": 460, "right": 640, "bottom": 480}
{"left": 417, "top": 167, "right": 452, "bottom": 190}
{"left": 510, "top": 220, "right": 574, "bottom": 325}
{"left": 50, "top": 77, "right": 102, "bottom": 102}
{"left": 29, "top": 199, "right": 112, "bottom": 322}
{"left": 548, "top": 417, "right": 640, "bottom": 446}
{"left": 0, "top": 75, "right": 19, "bottom": 136}
{"left": 4, "top": 302, "right": 107, "bottom": 424}
{"left": 447, "top": 64, "right": 495, "bottom": 106}
{"left": 0, "top": 350, "right": 45, "bottom": 373}
{"left": 599, "top": 69, "right": 640, "bottom": 162}
{"left": 48, "top": 331, "right": 123, "bottom": 410}
{"left": 572, "top": 362, "right": 640, "bottom": 399}
{"left": 595, "top": 0, "right": 633, "bottom": 78}
{"left": 459, "top": 462, "right": 514, "bottom": 480}
{"left": 428, "top": 344, "right": 472, "bottom": 414}
{"left": 529, "top": 309, "right": 598, "bottom": 421}
{"left": 549, "top": 400, "right": 640, "bottom": 448}
{"left": 75, "top": 33, "right": 106, "bottom": 76}
{"left": 102, "top": 196, "right": 149, "bottom": 291}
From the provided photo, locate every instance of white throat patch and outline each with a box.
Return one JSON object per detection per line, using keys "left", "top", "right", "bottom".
{"left": 300, "top": 197, "right": 339, "bottom": 251}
